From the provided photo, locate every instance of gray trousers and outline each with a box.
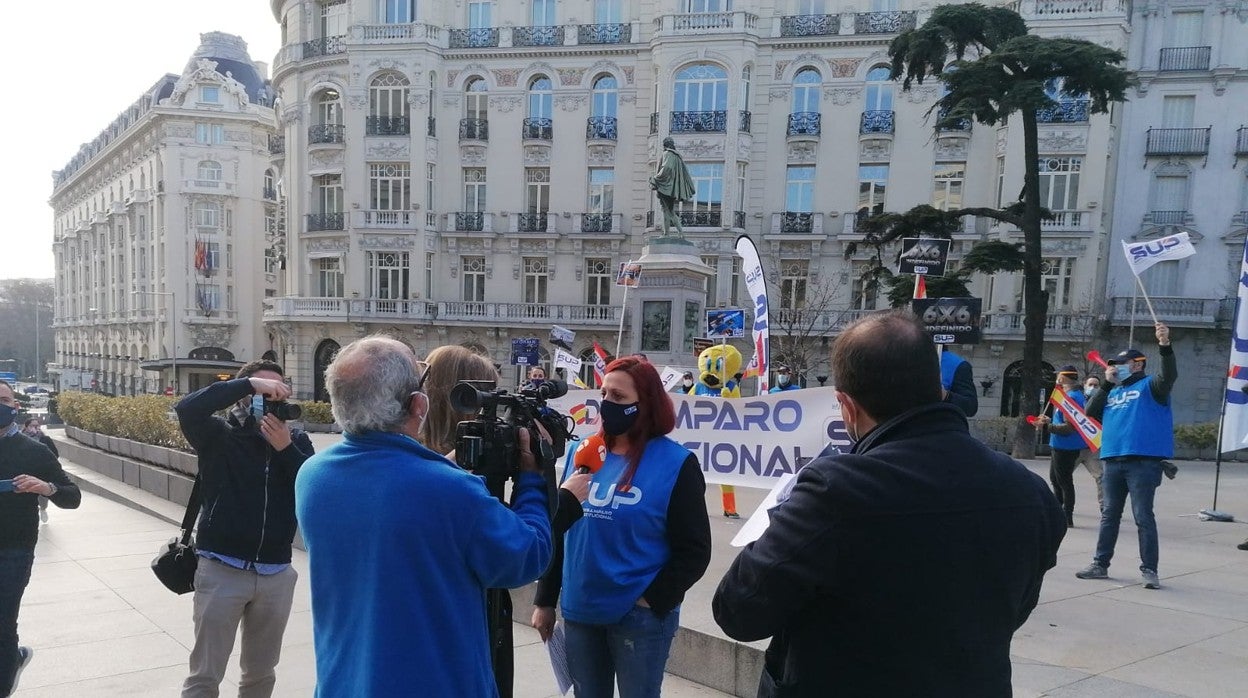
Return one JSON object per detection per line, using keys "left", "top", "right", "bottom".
{"left": 1077, "top": 449, "right": 1105, "bottom": 508}
{"left": 181, "top": 558, "right": 297, "bottom": 698}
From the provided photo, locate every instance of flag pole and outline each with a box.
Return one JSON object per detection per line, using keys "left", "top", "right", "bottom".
{"left": 615, "top": 280, "right": 630, "bottom": 358}
{"left": 1131, "top": 271, "right": 1160, "bottom": 325}
{"left": 1211, "top": 366, "right": 1232, "bottom": 512}
{"left": 1128, "top": 277, "right": 1138, "bottom": 348}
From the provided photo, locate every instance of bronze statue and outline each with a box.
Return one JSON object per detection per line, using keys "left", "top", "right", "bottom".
{"left": 649, "top": 137, "right": 696, "bottom": 238}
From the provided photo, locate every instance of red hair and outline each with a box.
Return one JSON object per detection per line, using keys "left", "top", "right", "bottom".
{"left": 601, "top": 356, "right": 676, "bottom": 491}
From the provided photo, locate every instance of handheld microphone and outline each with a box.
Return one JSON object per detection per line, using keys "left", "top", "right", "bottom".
{"left": 573, "top": 434, "right": 607, "bottom": 475}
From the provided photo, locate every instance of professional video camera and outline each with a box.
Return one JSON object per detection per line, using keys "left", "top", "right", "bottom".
{"left": 449, "top": 378, "right": 573, "bottom": 485}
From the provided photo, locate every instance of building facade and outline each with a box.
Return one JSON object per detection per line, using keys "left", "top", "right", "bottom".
{"left": 50, "top": 33, "right": 279, "bottom": 396}
{"left": 1106, "top": 0, "right": 1248, "bottom": 423}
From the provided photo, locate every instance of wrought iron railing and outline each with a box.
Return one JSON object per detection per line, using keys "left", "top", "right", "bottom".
{"left": 854, "top": 211, "right": 882, "bottom": 232}
{"left": 740, "top": 111, "right": 752, "bottom": 133}
{"left": 670, "top": 110, "right": 727, "bottom": 133}
{"left": 679, "top": 210, "right": 722, "bottom": 227}
{"left": 262, "top": 187, "right": 277, "bottom": 201}
{"left": 513, "top": 25, "right": 564, "bottom": 47}
{"left": 366, "top": 116, "right": 410, "bottom": 136}
{"left": 649, "top": 112, "right": 659, "bottom": 135}
{"left": 308, "top": 124, "right": 346, "bottom": 144}
{"left": 522, "top": 117, "right": 554, "bottom": 140}
{"left": 1036, "top": 99, "right": 1089, "bottom": 123}
{"left": 854, "top": 11, "right": 916, "bottom": 34}
{"left": 781, "top": 212, "right": 814, "bottom": 233}
{"left": 581, "top": 213, "right": 613, "bottom": 233}
{"left": 306, "top": 213, "right": 344, "bottom": 231}
{"left": 268, "top": 135, "right": 285, "bottom": 154}
{"left": 733, "top": 211, "right": 746, "bottom": 229}
{"left": 936, "top": 107, "right": 972, "bottom": 131}
{"left": 518, "top": 213, "right": 548, "bottom": 232}
{"left": 860, "top": 110, "right": 895, "bottom": 134}
{"left": 1147, "top": 210, "right": 1188, "bottom": 225}
{"left": 1159, "top": 46, "right": 1211, "bottom": 72}
{"left": 449, "top": 27, "right": 499, "bottom": 48}
{"left": 586, "top": 116, "right": 618, "bottom": 140}
{"left": 788, "top": 112, "right": 821, "bottom": 136}
{"left": 303, "top": 35, "right": 346, "bottom": 58}
{"left": 1145, "top": 127, "right": 1210, "bottom": 156}
{"left": 578, "top": 23, "right": 631, "bottom": 44}
{"left": 427, "top": 116, "right": 436, "bottom": 137}
{"left": 454, "top": 212, "right": 485, "bottom": 231}
{"left": 780, "top": 14, "right": 839, "bottom": 37}
{"left": 459, "top": 118, "right": 489, "bottom": 141}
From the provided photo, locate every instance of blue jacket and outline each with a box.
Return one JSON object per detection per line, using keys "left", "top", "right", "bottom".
{"left": 295, "top": 431, "right": 552, "bottom": 698}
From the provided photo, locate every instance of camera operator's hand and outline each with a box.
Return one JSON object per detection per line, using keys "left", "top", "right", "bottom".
{"left": 561, "top": 472, "right": 592, "bottom": 503}
{"left": 517, "top": 427, "right": 543, "bottom": 474}
{"left": 249, "top": 377, "right": 291, "bottom": 401}
{"left": 531, "top": 606, "right": 556, "bottom": 643}
{"left": 259, "top": 414, "right": 293, "bottom": 451}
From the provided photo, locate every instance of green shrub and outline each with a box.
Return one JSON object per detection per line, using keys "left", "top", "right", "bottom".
{"left": 297, "top": 400, "right": 335, "bottom": 425}
{"left": 1173, "top": 422, "right": 1217, "bottom": 450}
{"left": 59, "top": 391, "right": 189, "bottom": 451}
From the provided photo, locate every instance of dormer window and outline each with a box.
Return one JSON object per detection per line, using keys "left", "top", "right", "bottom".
{"left": 200, "top": 86, "right": 220, "bottom": 103}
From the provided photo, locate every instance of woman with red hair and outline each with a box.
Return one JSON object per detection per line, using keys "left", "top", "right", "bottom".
{"left": 531, "top": 356, "right": 711, "bottom": 697}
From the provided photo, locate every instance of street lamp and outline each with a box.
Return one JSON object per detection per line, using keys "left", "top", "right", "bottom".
{"left": 133, "top": 290, "right": 177, "bottom": 394}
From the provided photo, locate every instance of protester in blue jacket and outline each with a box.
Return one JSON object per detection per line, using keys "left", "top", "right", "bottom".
{"left": 1034, "top": 365, "right": 1089, "bottom": 528}
{"left": 768, "top": 366, "right": 801, "bottom": 393}
{"left": 940, "top": 349, "right": 979, "bottom": 416}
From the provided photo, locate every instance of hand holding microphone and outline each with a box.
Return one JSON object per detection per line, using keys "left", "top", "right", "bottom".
{"left": 563, "top": 434, "right": 607, "bottom": 503}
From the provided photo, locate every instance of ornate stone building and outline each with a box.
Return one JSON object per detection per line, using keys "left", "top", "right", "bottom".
{"left": 50, "top": 33, "right": 279, "bottom": 395}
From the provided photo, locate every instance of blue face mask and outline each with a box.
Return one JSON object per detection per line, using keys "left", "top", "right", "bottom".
{"left": 600, "top": 400, "right": 640, "bottom": 436}
{"left": 1114, "top": 365, "right": 1132, "bottom": 382}
{"left": 0, "top": 403, "right": 16, "bottom": 430}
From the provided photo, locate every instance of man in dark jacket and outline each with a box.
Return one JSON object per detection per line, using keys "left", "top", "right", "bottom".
{"left": 176, "top": 361, "right": 314, "bottom": 698}
{"left": 1, "top": 380, "right": 81, "bottom": 695}
{"left": 712, "top": 311, "right": 1065, "bottom": 697}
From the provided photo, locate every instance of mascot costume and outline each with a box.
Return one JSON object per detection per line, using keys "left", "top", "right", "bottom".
{"left": 688, "top": 344, "right": 743, "bottom": 517}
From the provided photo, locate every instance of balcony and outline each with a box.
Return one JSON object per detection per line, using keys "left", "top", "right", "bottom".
{"left": 513, "top": 25, "right": 564, "bottom": 47}
{"left": 303, "top": 35, "right": 346, "bottom": 58}
{"left": 522, "top": 117, "right": 553, "bottom": 141}
{"left": 936, "top": 107, "right": 972, "bottom": 132}
{"left": 1006, "top": 0, "right": 1128, "bottom": 19}
{"left": 1110, "top": 296, "right": 1232, "bottom": 329}
{"left": 586, "top": 116, "right": 618, "bottom": 141}
{"left": 1145, "top": 210, "right": 1189, "bottom": 226}
{"left": 739, "top": 110, "right": 752, "bottom": 133}
{"left": 451, "top": 211, "right": 490, "bottom": 232}
{"left": 671, "top": 110, "right": 726, "bottom": 133}
{"left": 306, "top": 213, "right": 345, "bottom": 232}
{"left": 449, "top": 27, "right": 499, "bottom": 48}
{"left": 780, "top": 14, "right": 839, "bottom": 37}
{"left": 1036, "top": 99, "right": 1089, "bottom": 123}
{"left": 366, "top": 116, "right": 410, "bottom": 136}
{"left": 262, "top": 187, "right": 277, "bottom": 201}
{"left": 1237, "top": 127, "right": 1248, "bottom": 156}
{"left": 459, "top": 118, "right": 489, "bottom": 142}
{"left": 577, "top": 212, "right": 621, "bottom": 233}
{"left": 980, "top": 311, "right": 1085, "bottom": 338}
{"left": 578, "top": 23, "right": 631, "bottom": 44}
{"left": 355, "top": 22, "right": 443, "bottom": 43}
{"left": 515, "top": 212, "right": 552, "bottom": 233}
{"left": 1159, "top": 46, "right": 1211, "bottom": 72}
{"left": 788, "top": 112, "right": 822, "bottom": 137}
{"left": 679, "top": 209, "right": 722, "bottom": 228}
{"left": 1146, "top": 127, "right": 1210, "bottom": 156}
{"left": 649, "top": 112, "right": 659, "bottom": 135}
{"left": 437, "top": 302, "right": 624, "bottom": 327}
{"left": 268, "top": 135, "right": 285, "bottom": 155}
{"left": 308, "top": 124, "right": 345, "bottom": 144}
{"left": 655, "top": 11, "right": 760, "bottom": 36}
{"left": 860, "top": 110, "right": 895, "bottom": 135}
{"left": 360, "top": 211, "right": 414, "bottom": 228}
{"left": 264, "top": 297, "right": 435, "bottom": 323}
{"left": 853, "top": 211, "right": 882, "bottom": 232}
{"left": 773, "top": 212, "right": 822, "bottom": 234}
{"left": 1041, "top": 210, "right": 1088, "bottom": 230}
{"left": 854, "top": 11, "right": 916, "bottom": 34}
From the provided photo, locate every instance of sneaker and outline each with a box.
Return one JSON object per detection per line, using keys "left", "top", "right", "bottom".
{"left": 1142, "top": 569, "right": 1161, "bottom": 589}
{"left": 722, "top": 511, "right": 740, "bottom": 519}
{"left": 1075, "top": 563, "right": 1108, "bottom": 579}
{"left": 10, "top": 646, "right": 33, "bottom": 694}
{"left": 1237, "top": 539, "right": 1248, "bottom": 551}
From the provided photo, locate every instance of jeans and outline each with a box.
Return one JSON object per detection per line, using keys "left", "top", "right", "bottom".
{"left": 1049, "top": 448, "right": 1080, "bottom": 521}
{"left": 1093, "top": 457, "right": 1163, "bottom": 573}
{"left": 0, "top": 548, "right": 35, "bottom": 695}
{"left": 564, "top": 606, "right": 680, "bottom": 698}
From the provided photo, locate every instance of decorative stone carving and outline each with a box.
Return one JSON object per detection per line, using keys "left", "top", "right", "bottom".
{"left": 583, "top": 240, "right": 613, "bottom": 253}
{"left": 446, "top": 70, "right": 460, "bottom": 87}
{"left": 442, "top": 95, "right": 461, "bottom": 108}
{"left": 934, "top": 137, "right": 969, "bottom": 160}
{"left": 557, "top": 67, "right": 587, "bottom": 86}
{"left": 460, "top": 145, "right": 487, "bottom": 164}
{"left": 168, "top": 59, "right": 252, "bottom": 110}
{"left": 555, "top": 94, "right": 587, "bottom": 112}
{"left": 774, "top": 61, "right": 792, "bottom": 80}
{"left": 426, "top": 141, "right": 438, "bottom": 161}
{"left": 309, "top": 150, "right": 344, "bottom": 169}
{"left": 360, "top": 235, "right": 417, "bottom": 249}
{"left": 825, "top": 88, "right": 862, "bottom": 106}
{"left": 738, "top": 138, "right": 752, "bottom": 160}
{"left": 1040, "top": 239, "right": 1088, "bottom": 255}
{"left": 491, "top": 95, "right": 522, "bottom": 113}
{"left": 905, "top": 86, "right": 940, "bottom": 104}
{"left": 622, "top": 66, "right": 634, "bottom": 84}
{"left": 366, "top": 141, "right": 410, "bottom": 158}
{"left": 619, "top": 92, "right": 637, "bottom": 104}
{"left": 347, "top": 93, "right": 368, "bottom": 109}
{"left": 491, "top": 68, "right": 520, "bottom": 87}
{"left": 696, "top": 239, "right": 722, "bottom": 252}
{"left": 281, "top": 104, "right": 303, "bottom": 124}
{"left": 769, "top": 87, "right": 792, "bottom": 102}
{"left": 305, "top": 237, "right": 350, "bottom": 252}
{"left": 1037, "top": 129, "right": 1087, "bottom": 152}
{"left": 587, "top": 144, "right": 615, "bottom": 164}
{"left": 996, "top": 127, "right": 1009, "bottom": 155}
{"left": 672, "top": 138, "right": 723, "bottom": 158}
{"left": 829, "top": 58, "right": 863, "bottom": 79}
{"left": 788, "top": 141, "right": 817, "bottom": 162}
{"left": 524, "top": 145, "right": 551, "bottom": 165}
{"left": 167, "top": 125, "right": 194, "bottom": 138}
{"left": 860, "top": 138, "right": 892, "bottom": 160}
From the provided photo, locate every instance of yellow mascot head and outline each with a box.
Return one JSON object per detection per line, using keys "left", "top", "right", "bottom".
{"left": 697, "top": 344, "right": 742, "bottom": 397}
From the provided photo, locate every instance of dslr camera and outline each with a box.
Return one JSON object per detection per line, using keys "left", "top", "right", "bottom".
{"left": 450, "top": 379, "right": 573, "bottom": 489}
{"left": 250, "top": 395, "right": 302, "bottom": 421}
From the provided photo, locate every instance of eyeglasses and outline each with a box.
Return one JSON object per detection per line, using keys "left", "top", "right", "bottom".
{"left": 413, "top": 360, "right": 430, "bottom": 393}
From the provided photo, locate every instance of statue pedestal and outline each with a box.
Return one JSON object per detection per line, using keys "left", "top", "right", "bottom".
{"left": 623, "top": 239, "right": 712, "bottom": 370}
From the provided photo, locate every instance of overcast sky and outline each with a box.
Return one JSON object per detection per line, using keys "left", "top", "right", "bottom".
{"left": 0, "top": 0, "right": 279, "bottom": 280}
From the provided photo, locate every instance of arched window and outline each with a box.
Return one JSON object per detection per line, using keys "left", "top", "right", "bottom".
{"left": 315, "top": 89, "right": 342, "bottom": 126}
{"left": 196, "top": 161, "right": 222, "bottom": 183}
{"left": 528, "top": 76, "right": 553, "bottom": 119}
{"left": 791, "top": 68, "right": 820, "bottom": 113}
{"left": 740, "top": 65, "right": 752, "bottom": 110}
{"left": 673, "top": 64, "right": 728, "bottom": 112}
{"left": 591, "top": 74, "right": 618, "bottom": 118}
{"left": 263, "top": 169, "right": 276, "bottom": 199}
{"left": 865, "top": 66, "right": 894, "bottom": 112}
{"left": 464, "top": 77, "right": 488, "bottom": 120}
{"left": 369, "top": 72, "right": 410, "bottom": 121}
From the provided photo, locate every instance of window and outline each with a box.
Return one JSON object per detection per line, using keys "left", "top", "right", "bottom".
{"left": 314, "top": 174, "right": 344, "bottom": 213}
{"left": 532, "top": 0, "right": 555, "bottom": 25}
{"left": 524, "top": 257, "right": 549, "bottom": 305}
{"left": 1147, "top": 261, "right": 1183, "bottom": 295}
{"left": 779, "top": 260, "right": 809, "bottom": 310}
{"left": 740, "top": 66, "right": 752, "bottom": 110}
{"left": 673, "top": 64, "right": 728, "bottom": 112}
{"left": 586, "top": 258, "right": 612, "bottom": 308}
{"left": 686, "top": 0, "right": 731, "bottom": 11}
{"left": 195, "top": 123, "right": 224, "bottom": 145}
{"left": 201, "top": 242, "right": 222, "bottom": 271}
{"left": 792, "top": 68, "right": 821, "bottom": 113}
{"left": 850, "top": 261, "right": 878, "bottom": 310}
{"left": 196, "top": 283, "right": 221, "bottom": 312}
{"left": 528, "top": 76, "right": 553, "bottom": 119}
{"left": 702, "top": 256, "right": 719, "bottom": 307}
{"left": 1161, "top": 95, "right": 1195, "bottom": 127}
{"left": 317, "top": 90, "right": 342, "bottom": 126}
{"left": 196, "top": 161, "right": 222, "bottom": 183}
{"left": 426, "top": 163, "right": 436, "bottom": 211}
{"left": 263, "top": 170, "right": 276, "bottom": 197}
{"left": 1168, "top": 10, "right": 1203, "bottom": 46}
{"left": 1041, "top": 258, "right": 1075, "bottom": 310}
{"left": 786, "top": 166, "right": 815, "bottom": 212}
{"left": 796, "top": 0, "right": 825, "bottom": 13}
{"left": 468, "top": 1, "right": 492, "bottom": 27}
{"left": 592, "top": 75, "right": 618, "bottom": 118}
{"left": 424, "top": 252, "right": 435, "bottom": 299}
{"left": 199, "top": 86, "right": 220, "bottom": 103}
{"left": 1151, "top": 174, "right": 1190, "bottom": 213}
{"left": 865, "top": 66, "right": 894, "bottom": 112}
{"left": 730, "top": 256, "right": 742, "bottom": 305}
{"left": 462, "top": 255, "right": 486, "bottom": 301}
{"left": 194, "top": 202, "right": 220, "bottom": 230}
{"left": 857, "top": 165, "right": 889, "bottom": 218}
{"left": 526, "top": 168, "right": 550, "bottom": 214}
{"left": 369, "top": 163, "right": 411, "bottom": 211}
{"left": 588, "top": 168, "right": 615, "bottom": 213}
{"left": 594, "top": 0, "right": 621, "bottom": 23}
{"left": 681, "top": 164, "right": 724, "bottom": 212}
{"left": 465, "top": 78, "right": 488, "bottom": 120}
{"left": 1037, "top": 157, "right": 1081, "bottom": 212}
{"left": 321, "top": 0, "right": 348, "bottom": 36}
{"left": 995, "top": 156, "right": 1007, "bottom": 208}
{"left": 932, "top": 163, "right": 965, "bottom": 211}
{"left": 463, "top": 168, "right": 486, "bottom": 212}
{"left": 368, "top": 252, "right": 410, "bottom": 300}
{"left": 737, "top": 162, "right": 747, "bottom": 212}
{"left": 381, "top": 0, "right": 415, "bottom": 23}
{"left": 264, "top": 247, "right": 279, "bottom": 275}
{"left": 370, "top": 73, "right": 410, "bottom": 120}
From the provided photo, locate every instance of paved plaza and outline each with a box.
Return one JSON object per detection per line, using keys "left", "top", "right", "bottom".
{"left": 13, "top": 431, "right": 1248, "bottom": 696}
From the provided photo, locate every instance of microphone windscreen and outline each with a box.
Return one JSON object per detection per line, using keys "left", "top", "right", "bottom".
{"left": 573, "top": 434, "right": 607, "bottom": 473}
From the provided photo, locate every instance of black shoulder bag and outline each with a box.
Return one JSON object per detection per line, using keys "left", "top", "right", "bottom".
{"left": 151, "top": 477, "right": 202, "bottom": 594}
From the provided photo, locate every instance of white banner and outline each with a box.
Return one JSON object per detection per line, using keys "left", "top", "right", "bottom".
{"left": 659, "top": 366, "right": 684, "bottom": 392}
{"left": 735, "top": 235, "right": 771, "bottom": 393}
{"left": 548, "top": 388, "right": 849, "bottom": 489}
{"left": 1221, "top": 237, "right": 1248, "bottom": 453}
{"left": 553, "top": 348, "right": 582, "bottom": 374}
{"left": 1122, "top": 232, "right": 1197, "bottom": 276}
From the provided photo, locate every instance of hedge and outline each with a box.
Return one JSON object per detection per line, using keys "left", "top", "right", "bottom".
{"left": 1173, "top": 422, "right": 1217, "bottom": 450}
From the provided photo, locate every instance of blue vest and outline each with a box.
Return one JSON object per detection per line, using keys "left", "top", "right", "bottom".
{"left": 1049, "top": 389, "right": 1089, "bottom": 451}
{"left": 560, "top": 436, "right": 687, "bottom": 625}
{"left": 940, "top": 351, "right": 966, "bottom": 390}
{"left": 1099, "top": 375, "right": 1173, "bottom": 459}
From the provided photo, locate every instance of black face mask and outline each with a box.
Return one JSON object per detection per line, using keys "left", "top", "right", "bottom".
{"left": 600, "top": 400, "right": 640, "bottom": 436}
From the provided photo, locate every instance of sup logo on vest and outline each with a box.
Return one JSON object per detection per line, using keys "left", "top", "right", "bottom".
{"left": 1106, "top": 389, "right": 1141, "bottom": 409}
{"left": 587, "top": 483, "right": 643, "bottom": 510}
